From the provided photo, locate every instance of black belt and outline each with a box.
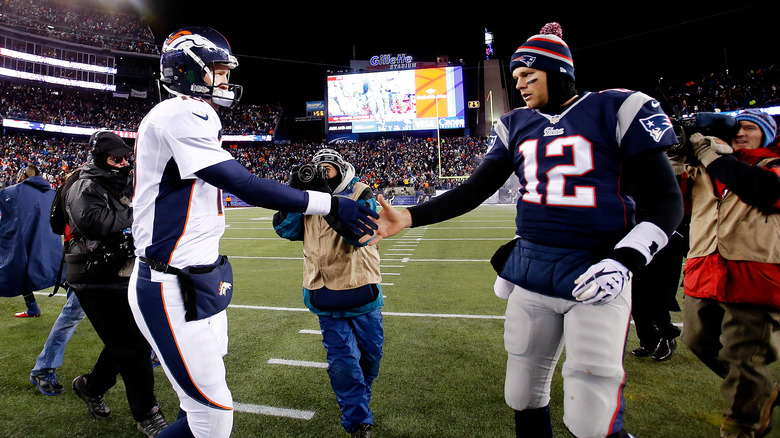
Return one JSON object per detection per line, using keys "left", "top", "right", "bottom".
{"left": 140, "top": 257, "right": 182, "bottom": 275}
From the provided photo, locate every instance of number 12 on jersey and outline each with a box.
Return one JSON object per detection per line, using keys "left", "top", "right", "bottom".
{"left": 519, "top": 135, "right": 596, "bottom": 207}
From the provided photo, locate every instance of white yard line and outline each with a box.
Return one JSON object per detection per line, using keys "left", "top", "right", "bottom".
{"left": 35, "top": 295, "right": 683, "bottom": 328}
{"left": 233, "top": 402, "right": 315, "bottom": 420}
{"left": 227, "top": 303, "right": 504, "bottom": 320}
{"left": 299, "top": 329, "right": 322, "bottom": 335}
{"left": 268, "top": 358, "right": 328, "bottom": 369}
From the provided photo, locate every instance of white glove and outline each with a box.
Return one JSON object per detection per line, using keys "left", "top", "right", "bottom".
{"left": 571, "top": 259, "right": 631, "bottom": 305}
{"left": 494, "top": 276, "right": 514, "bottom": 299}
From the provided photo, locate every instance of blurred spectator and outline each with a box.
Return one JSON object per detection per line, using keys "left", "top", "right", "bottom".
{"left": 0, "top": 164, "right": 62, "bottom": 317}
{"left": 29, "top": 164, "right": 89, "bottom": 395}
{"left": 629, "top": 217, "right": 688, "bottom": 361}
{"left": 29, "top": 287, "right": 86, "bottom": 395}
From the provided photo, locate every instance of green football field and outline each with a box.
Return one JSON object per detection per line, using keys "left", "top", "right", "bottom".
{"left": 1, "top": 204, "right": 777, "bottom": 437}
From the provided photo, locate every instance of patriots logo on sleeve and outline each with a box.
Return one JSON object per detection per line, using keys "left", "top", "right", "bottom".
{"left": 639, "top": 114, "right": 674, "bottom": 142}
{"left": 487, "top": 134, "right": 498, "bottom": 152}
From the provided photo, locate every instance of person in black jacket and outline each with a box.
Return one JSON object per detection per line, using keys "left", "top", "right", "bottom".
{"left": 64, "top": 131, "right": 168, "bottom": 437}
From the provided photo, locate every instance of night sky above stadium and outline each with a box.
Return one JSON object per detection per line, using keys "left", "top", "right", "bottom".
{"left": 131, "top": 0, "right": 775, "bottom": 114}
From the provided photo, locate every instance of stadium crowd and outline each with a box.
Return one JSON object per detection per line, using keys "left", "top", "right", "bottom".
{"left": 0, "top": 81, "right": 282, "bottom": 135}
{"left": 0, "top": 0, "right": 158, "bottom": 54}
{"left": 0, "top": 132, "right": 486, "bottom": 191}
{"left": 663, "top": 65, "right": 780, "bottom": 115}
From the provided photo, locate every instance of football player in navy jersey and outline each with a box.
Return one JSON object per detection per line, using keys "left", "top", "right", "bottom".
{"left": 366, "top": 23, "right": 683, "bottom": 438}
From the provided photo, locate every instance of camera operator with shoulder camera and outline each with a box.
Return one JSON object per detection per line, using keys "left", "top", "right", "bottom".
{"left": 678, "top": 109, "right": 780, "bottom": 438}
{"left": 273, "top": 148, "right": 383, "bottom": 438}
{"left": 65, "top": 131, "right": 167, "bottom": 436}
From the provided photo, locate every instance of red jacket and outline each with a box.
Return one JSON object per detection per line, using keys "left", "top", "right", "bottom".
{"left": 683, "top": 145, "right": 780, "bottom": 309}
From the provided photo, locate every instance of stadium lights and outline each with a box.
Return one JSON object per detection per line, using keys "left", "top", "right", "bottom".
{"left": 0, "top": 66, "right": 116, "bottom": 91}
{"left": 0, "top": 47, "right": 118, "bottom": 74}
{"left": 485, "top": 29, "right": 494, "bottom": 59}
{"left": 0, "top": 117, "right": 272, "bottom": 142}
{"left": 678, "top": 105, "right": 780, "bottom": 118}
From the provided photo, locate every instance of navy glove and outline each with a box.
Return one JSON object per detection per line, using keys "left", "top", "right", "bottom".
{"left": 330, "top": 197, "right": 379, "bottom": 237}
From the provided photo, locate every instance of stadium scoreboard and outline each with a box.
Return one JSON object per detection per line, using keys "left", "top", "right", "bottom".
{"left": 326, "top": 64, "right": 465, "bottom": 135}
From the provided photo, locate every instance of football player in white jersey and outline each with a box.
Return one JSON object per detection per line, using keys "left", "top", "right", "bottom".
{"left": 128, "top": 26, "right": 378, "bottom": 438}
{"left": 365, "top": 23, "right": 683, "bottom": 438}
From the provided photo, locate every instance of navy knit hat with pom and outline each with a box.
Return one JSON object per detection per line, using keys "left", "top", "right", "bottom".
{"left": 735, "top": 109, "right": 777, "bottom": 148}
{"left": 510, "top": 22, "right": 575, "bottom": 81}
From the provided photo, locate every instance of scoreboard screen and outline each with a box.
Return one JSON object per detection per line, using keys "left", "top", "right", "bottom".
{"left": 326, "top": 66, "right": 465, "bottom": 134}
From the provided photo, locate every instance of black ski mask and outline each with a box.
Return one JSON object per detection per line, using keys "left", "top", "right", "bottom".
{"left": 326, "top": 166, "right": 343, "bottom": 193}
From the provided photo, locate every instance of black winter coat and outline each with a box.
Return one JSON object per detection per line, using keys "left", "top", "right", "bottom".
{"left": 64, "top": 160, "right": 134, "bottom": 287}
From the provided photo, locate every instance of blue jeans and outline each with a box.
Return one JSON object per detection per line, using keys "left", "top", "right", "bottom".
{"left": 319, "top": 308, "right": 384, "bottom": 433}
{"left": 31, "top": 289, "right": 86, "bottom": 375}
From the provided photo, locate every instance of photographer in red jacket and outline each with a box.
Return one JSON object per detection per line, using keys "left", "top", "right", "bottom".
{"left": 681, "top": 109, "right": 780, "bottom": 438}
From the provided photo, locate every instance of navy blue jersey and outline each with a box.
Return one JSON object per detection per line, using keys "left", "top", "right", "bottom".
{"left": 486, "top": 89, "right": 676, "bottom": 249}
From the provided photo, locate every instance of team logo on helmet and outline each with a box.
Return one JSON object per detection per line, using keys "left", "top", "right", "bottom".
{"left": 164, "top": 30, "right": 193, "bottom": 47}
{"left": 164, "top": 32, "right": 211, "bottom": 51}
{"left": 163, "top": 32, "right": 234, "bottom": 66}
{"left": 640, "top": 114, "right": 674, "bottom": 142}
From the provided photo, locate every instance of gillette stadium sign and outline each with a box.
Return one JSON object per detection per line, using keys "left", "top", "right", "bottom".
{"left": 369, "top": 53, "right": 417, "bottom": 70}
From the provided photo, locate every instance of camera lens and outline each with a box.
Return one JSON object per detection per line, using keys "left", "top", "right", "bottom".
{"left": 298, "top": 163, "right": 317, "bottom": 183}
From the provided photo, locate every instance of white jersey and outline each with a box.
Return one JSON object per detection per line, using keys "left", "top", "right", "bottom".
{"left": 133, "top": 95, "right": 232, "bottom": 268}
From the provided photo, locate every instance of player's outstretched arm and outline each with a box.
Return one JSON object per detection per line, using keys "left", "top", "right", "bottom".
{"left": 196, "top": 160, "right": 377, "bottom": 236}
{"left": 361, "top": 194, "right": 412, "bottom": 245}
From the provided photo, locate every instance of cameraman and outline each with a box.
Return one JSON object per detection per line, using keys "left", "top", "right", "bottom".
{"left": 273, "top": 149, "right": 383, "bottom": 438}
{"left": 680, "top": 109, "right": 780, "bottom": 438}
{"left": 64, "top": 131, "right": 167, "bottom": 436}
